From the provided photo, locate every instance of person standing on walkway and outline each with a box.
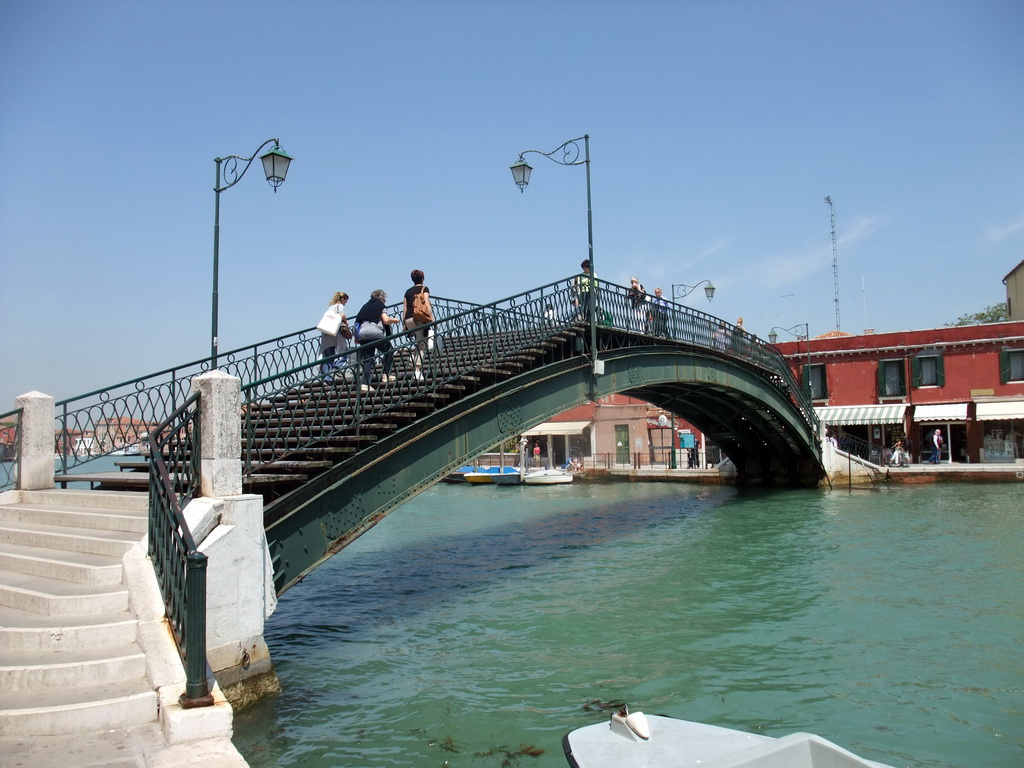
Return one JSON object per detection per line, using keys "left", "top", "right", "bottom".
{"left": 354, "top": 289, "right": 401, "bottom": 391}
{"left": 403, "top": 269, "right": 432, "bottom": 381}
{"left": 930, "top": 428, "right": 944, "bottom": 464}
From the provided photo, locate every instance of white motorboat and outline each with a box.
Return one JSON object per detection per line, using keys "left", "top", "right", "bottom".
{"left": 563, "top": 709, "right": 896, "bottom": 768}
{"left": 522, "top": 468, "right": 574, "bottom": 485}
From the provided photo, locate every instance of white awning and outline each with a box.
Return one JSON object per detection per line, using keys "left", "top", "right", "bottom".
{"left": 814, "top": 404, "right": 906, "bottom": 425}
{"left": 914, "top": 403, "right": 968, "bottom": 422}
{"left": 523, "top": 420, "right": 591, "bottom": 436}
{"left": 975, "top": 401, "right": 1024, "bottom": 421}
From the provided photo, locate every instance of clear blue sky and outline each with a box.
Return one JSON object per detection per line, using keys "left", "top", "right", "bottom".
{"left": 2, "top": 0, "right": 1022, "bottom": 408}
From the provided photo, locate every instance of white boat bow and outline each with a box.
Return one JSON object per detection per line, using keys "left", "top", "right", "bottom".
{"left": 563, "top": 711, "right": 897, "bottom": 768}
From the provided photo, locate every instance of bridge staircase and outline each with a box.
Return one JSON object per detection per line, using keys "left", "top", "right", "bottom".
{"left": 69, "top": 323, "right": 589, "bottom": 519}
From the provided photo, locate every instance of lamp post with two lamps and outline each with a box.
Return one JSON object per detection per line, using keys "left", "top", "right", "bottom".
{"left": 211, "top": 138, "right": 292, "bottom": 368}
{"left": 768, "top": 323, "right": 812, "bottom": 396}
{"left": 510, "top": 135, "right": 600, "bottom": 374}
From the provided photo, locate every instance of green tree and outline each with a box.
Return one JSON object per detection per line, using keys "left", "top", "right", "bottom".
{"left": 947, "top": 302, "right": 1009, "bottom": 326}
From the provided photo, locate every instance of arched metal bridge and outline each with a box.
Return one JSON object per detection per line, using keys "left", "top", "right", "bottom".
{"left": 34, "top": 275, "right": 822, "bottom": 596}
{"left": 241, "top": 276, "right": 823, "bottom": 594}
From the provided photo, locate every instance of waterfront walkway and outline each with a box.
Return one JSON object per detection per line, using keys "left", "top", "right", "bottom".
{"left": 598, "top": 458, "right": 1024, "bottom": 484}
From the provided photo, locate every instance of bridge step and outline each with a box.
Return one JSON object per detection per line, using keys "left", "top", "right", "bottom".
{"left": 251, "top": 461, "right": 331, "bottom": 474}
{"left": 0, "top": 494, "right": 159, "bottom": 738}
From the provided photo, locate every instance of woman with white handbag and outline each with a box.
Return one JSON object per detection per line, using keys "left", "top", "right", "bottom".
{"left": 317, "top": 291, "right": 351, "bottom": 377}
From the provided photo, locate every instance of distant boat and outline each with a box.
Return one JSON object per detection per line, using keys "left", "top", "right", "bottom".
{"left": 110, "top": 444, "right": 142, "bottom": 456}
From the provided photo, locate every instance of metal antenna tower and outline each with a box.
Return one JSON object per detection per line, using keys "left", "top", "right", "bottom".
{"left": 825, "top": 195, "right": 841, "bottom": 331}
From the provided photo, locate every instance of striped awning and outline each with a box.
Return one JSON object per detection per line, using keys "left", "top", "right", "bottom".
{"left": 523, "top": 420, "right": 590, "bottom": 436}
{"left": 975, "top": 401, "right": 1024, "bottom": 421}
{"left": 814, "top": 404, "right": 906, "bottom": 425}
{"left": 914, "top": 403, "right": 968, "bottom": 422}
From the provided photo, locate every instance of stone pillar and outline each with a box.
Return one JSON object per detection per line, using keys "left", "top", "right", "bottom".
{"left": 15, "top": 391, "right": 54, "bottom": 490}
{"left": 192, "top": 371, "right": 243, "bottom": 498}
{"left": 187, "top": 371, "right": 280, "bottom": 708}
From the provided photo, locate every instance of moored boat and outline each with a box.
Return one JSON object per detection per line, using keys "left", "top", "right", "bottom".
{"left": 466, "top": 466, "right": 521, "bottom": 484}
{"left": 522, "top": 467, "right": 574, "bottom": 485}
{"left": 563, "top": 709, "right": 896, "bottom": 768}
{"left": 442, "top": 465, "right": 476, "bottom": 483}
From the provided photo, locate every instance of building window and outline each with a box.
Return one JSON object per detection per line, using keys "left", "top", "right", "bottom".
{"left": 877, "top": 359, "right": 905, "bottom": 397}
{"left": 1000, "top": 349, "right": 1024, "bottom": 383}
{"left": 805, "top": 364, "right": 828, "bottom": 400}
{"left": 912, "top": 354, "right": 944, "bottom": 387}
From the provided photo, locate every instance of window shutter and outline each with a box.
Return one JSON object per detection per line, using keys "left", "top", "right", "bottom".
{"left": 935, "top": 356, "right": 945, "bottom": 387}
{"left": 876, "top": 361, "right": 885, "bottom": 396}
{"left": 1000, "top": 350, "right": 1011, "bottom": 384}
{"left": 911, "top": 357, "right": 921, "bottom": 387}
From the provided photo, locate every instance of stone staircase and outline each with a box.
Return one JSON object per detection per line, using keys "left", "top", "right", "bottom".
{"left": 0, "top": 489, "right": 157, "bottom": 738}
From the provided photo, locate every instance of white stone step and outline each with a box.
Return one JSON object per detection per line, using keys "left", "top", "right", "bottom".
{"left": 16, "top": 489, "right": 149, "bottom": 513}
{"left": 0, "top": 643, "right": 146, "bottom": 690}
{"left": 0, "top": 603, "right": 138, "bottom": 651}
{"left": 0, "top": 569, "right": 128, "bottom": 616}
{"left": 0, "top": 502, "right": 147, "bottom": 534}
{"left": 0, "top": 518, "right": 142, "bottom": 558}
{"left": 0, "top": 679, "right": 157, "bottom": 736}
{"left": 0, "top": 541, "right": 124, "bottom": 586}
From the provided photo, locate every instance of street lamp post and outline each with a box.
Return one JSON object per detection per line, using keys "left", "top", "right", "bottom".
{"left": 510, "top": 135, "right": 599, "bottom": 374}
{"left": 211, "top": 138, "right": 292, "bottom": 368}
{"left": 671, "top": 280, "right": 716, "bottom": 303}
{"left": 768, "top": 323, "right": 812, "bottom": 396}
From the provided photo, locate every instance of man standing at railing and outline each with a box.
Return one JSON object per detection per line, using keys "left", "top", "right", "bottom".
{"left": 651, "top": 287, "right": 669, "bottom": 337}
{"left": 574, "top": 259, "right": 593, "bottom": 323}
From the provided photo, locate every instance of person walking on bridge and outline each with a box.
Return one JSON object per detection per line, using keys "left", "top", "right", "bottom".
{"left": 354, "top": 289, "right": 401, "bottom": 391}
{"left": 319, "top": 291, "right": 350, "bottom": 378}
{"left": 403, "top": 269, "right": 432, "bottom": 381}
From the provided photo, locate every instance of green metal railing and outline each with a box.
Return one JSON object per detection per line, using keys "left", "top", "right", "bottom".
{"left": 0, "top": 409, "right": 21, "bottom": 489}
{"left": 146, "top": 393, "right": 212, "bottom": 706}
{"left": 39, "top": 296, "right": 474, "bottom": 481}
{"left": 239, "top": 276, "right": 819, "bottom": 471}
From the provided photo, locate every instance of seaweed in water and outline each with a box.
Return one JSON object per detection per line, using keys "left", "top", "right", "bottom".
{"left": 582, "top": 698, "right": 626, "bottom": 711}
{"left": 474, "top": 744, "right": 545, "bottom": 767}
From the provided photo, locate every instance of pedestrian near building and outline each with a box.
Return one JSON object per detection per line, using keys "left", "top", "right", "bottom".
{"left": 930, "top": 428, "right": 944, "bottom": 464}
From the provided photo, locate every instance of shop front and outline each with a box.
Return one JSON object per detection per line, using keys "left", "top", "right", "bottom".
{"left": 914, "top": 403, "right": 968, "bottom": 463}
{"left": 974, "top": 400, "right": 1024, "bottom": 463}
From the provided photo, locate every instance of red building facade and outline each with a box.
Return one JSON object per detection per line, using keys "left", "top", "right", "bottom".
{"left": 774, "top": 321, "right": 1024, "bottom": 464}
